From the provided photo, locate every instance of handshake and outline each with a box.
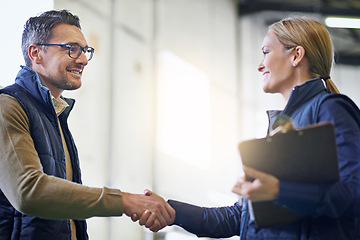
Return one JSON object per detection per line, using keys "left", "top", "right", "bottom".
{"left": 122, "top": 189, "right": 175, "bottom": 232}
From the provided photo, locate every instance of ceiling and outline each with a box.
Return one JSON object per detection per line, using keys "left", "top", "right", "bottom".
{"left": 237, "top": 0, "right": 360, "bottom": 65}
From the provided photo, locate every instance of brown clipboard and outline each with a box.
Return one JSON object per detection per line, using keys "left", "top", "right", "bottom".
{"left": 238, "top": 122, "right": 339, "bottom": 227}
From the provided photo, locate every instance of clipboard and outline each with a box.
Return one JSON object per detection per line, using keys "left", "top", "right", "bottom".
{"left": 238, "top": 122, "right": 339, "bottom": 227}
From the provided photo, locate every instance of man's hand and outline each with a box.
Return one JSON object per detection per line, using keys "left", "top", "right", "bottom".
{"left": 123, "top": 189, "right": 175, "bottom": 232}
{"left": 232, "top": 165, "right": 279, "bottom": 202}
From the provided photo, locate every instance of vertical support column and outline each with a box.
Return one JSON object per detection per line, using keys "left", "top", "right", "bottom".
{"left": 106, "top": 0, "right": 116, "bottom": 238}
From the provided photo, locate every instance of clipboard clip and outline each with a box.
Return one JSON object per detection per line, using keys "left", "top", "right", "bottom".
{"left": 269, "top": 114, "right": 295, "bottom": 136}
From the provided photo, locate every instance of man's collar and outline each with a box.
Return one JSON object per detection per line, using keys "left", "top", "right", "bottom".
{"left": 37, "top": 75, "right": 69, "bottom": 116}
{"left": 52, "top": 96, "right": 69, "bottom": 116}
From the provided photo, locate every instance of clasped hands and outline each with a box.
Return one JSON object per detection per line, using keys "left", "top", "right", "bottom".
{"left": 122, "top": 189, "right": 175, "bottom": 232}
{"left": 125, "top": 165, "right": 279, "bottom": 232}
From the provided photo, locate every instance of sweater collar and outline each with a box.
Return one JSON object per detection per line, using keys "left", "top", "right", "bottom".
{"left": 266, "top": 78, "right": 327, "bottom": 131}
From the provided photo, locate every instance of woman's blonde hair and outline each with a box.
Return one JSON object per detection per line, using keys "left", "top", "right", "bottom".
{"left": 269, "top": 17, "right": 339, "bottom": 94}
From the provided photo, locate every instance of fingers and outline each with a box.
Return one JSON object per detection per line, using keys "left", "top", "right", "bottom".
{"left": 131, "top": 213, "right": 139, "bottom": 222}
{"left": 145, "top": 212, "right": 157, "bottom": 228}
{"left": 233, "top": 165, "right": 279, "bottom": 202}
{"left": 144, "top": 189, "right": 152, "bottom": 196}
{"left": 144, "top": 191, "right": 173, "bottom": 226}
{"left": 142, "top": 189, "right": 168, "bottom": 227}
{"left": 146, "top": 190, "right": 174, "bottom": 223}
{"left": 125, "top": 189, "right": 175, "bottom": 232}
{"left": 159, "top": 201, "right": 173, "bottom": 226}
{"left": 165, "top": 202, "right": 176, "bottom": 224}
{"left": 136, "top": 210, "right": 167, "bottom": 232}
{"left": 150, "top": 219, "right": 162, "bottom": 232}
{"left": 236, "top": 180, "right": 256, "bottom": 199}
{"left": 151, "top": 208, "right": 167, "bottom": 228}
{"left": 242, "top": 165, "right": 267, "bottom": 180}
{"left": 134, "top": 210, "right": 165, "bottom": 232}
{"left": 138, "top": 210, "right": 151, "bottom": 226}
{"left": 232, "top": 175, "right": 246, "bottom": 195}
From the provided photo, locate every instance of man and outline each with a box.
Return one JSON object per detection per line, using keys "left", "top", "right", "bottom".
{"left": 0, "top": 10, "right": 174, "bottom": 240}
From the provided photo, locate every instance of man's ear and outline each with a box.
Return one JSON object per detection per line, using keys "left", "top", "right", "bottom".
{"left": 292, "top": 46, "right": 306, "bottom": 67}
{"left": 28, "top": 44, "right": 42, "bottom": 64}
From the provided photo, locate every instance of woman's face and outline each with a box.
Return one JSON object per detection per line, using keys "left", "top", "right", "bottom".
{"left": 258, "top": 31, "right": 296, "bottom": 97}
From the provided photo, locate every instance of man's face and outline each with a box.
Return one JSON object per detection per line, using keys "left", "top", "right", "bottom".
{"left": 35, "top": 23, "right": 89, "bottom": 97}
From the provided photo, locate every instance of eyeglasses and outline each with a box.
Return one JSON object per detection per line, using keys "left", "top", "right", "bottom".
{"left": 36, "top": 43, "right": 95, "bottom": 61}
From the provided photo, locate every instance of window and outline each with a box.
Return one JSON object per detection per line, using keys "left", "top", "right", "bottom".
{"left": 157, "top": 51, "right": 211, "bottom": 169}
{"left": 0, "top": 0, "right": 53, "bottom": 87}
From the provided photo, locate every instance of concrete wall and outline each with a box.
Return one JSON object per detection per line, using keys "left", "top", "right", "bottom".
{"left": 54, "top": 0, "right": 239, "bottom": 239}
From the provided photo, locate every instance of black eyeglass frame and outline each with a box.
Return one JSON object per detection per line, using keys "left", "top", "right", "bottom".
{"left": 36, "top": 43, "right": 95, "bottom": 61}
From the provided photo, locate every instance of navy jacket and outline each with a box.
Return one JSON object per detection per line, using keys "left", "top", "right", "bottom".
{"left": 0, "top": 66, "right": 88, "bottom": 240}
{"left": 169, "top": 78, "right": 360, "bottom": 239}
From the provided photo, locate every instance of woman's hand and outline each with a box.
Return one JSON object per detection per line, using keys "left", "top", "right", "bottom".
{"left": 130, "top": 189, "right": 175, "bottom": 232}
{"left": 232, "top": 165, "right": 279, "bottom": 202}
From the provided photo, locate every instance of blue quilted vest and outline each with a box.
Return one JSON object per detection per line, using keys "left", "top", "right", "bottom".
{"left": 0, "top": 66, "right": 88, "bottom": 240}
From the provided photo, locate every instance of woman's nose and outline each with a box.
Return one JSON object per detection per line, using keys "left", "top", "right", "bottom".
{"left": 257, "top": 62, "right": 264, "bottom": 72}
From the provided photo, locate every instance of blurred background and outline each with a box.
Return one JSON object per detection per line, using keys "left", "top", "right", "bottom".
{"left": 1, "top": 0, "right": 360, "bottom": 239}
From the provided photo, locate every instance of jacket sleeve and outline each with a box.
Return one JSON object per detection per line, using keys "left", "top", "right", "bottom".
{"left": 168, "top": 199, "right": 241, "bottom": 238}
{"left": 0, "top": 94, "right": 124, "bottom": 219}
{"left": 275, "top": 95, "right": 360, "bottom": 218}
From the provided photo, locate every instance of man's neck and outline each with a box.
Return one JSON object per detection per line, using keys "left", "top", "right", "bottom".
{"left": 36, "top": 72, "right": 63, "bottom": 98}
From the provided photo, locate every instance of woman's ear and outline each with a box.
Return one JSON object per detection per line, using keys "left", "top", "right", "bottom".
{"left": 292, "top": 46, "right": 305, "bottom": 67}
{"left": 28, "top": 44, "right": 42, "bottom": 65}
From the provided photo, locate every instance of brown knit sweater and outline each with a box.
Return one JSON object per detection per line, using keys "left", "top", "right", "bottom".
{"left": 0, "top": 94, "right": 124, "bottom": 223}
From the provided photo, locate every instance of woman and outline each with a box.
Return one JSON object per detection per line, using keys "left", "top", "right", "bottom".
{"left": 139, "top": 17, "right": 360, "bottom": 239}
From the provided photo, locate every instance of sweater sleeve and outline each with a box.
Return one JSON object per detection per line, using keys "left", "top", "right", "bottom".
{"left": 275, "top": 96, "right": 360, "bottom": 218}
{"left": 0, "top": 94, "right": 124, "bottom": 219}
{"left": 168, "top": 199, "right": 241, "bottom": 238}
